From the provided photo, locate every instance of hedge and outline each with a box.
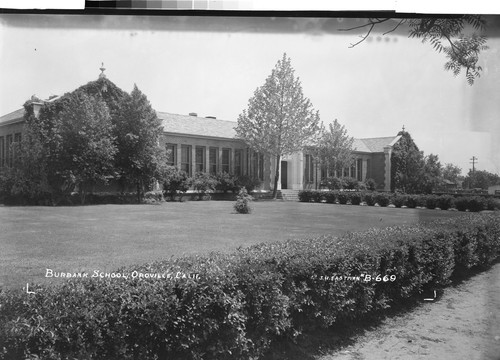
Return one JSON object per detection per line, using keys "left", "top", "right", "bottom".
{"left": 1, "top": 214, "right": 499, "bottom": 360}
{"left": 297, "top": 190, "right": 500, "bottom": 212}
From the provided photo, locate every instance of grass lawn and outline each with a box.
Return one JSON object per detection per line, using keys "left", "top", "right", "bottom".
{"left": 0, "top": 201, "right": 465, "bottom": 289}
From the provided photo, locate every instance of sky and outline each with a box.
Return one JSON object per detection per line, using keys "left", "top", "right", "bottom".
{"left": 0, "top": 14, "right": 499, "bottom": 175}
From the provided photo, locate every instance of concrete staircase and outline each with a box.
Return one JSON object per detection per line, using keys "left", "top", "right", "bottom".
{"left": 279, "top": 189, "right": 300, "bottom": 201}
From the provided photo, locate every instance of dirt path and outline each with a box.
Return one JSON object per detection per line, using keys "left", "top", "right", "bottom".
{"left": 318, "top": 263, "right": 500, "bottom": 360}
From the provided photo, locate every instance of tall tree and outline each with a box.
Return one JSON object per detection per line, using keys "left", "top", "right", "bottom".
{"left": 312, "top": 120, "right": 354, "bottom": 178}
{"left": 57, "top": 93, "right": 117, "bottom": 204}
{"left": 442, "top": 163, "right": 463, "bottom": 183}
{"left": 235, "top": 53, "right": 320, "bottom": 198}
{"left": 391, "top": 131, "right": 424, "bottom": 193}
{"left": 114, "top": 84, "right": 168, "bottom": 202}
{"left": 420, "top": 153, "right": 442, "bottom": 194}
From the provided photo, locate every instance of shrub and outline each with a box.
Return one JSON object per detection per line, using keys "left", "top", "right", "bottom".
{"left": 405, "top": 195, "right": 418, "bottom": 208}
{"left": 337, "top": 192, "right": 349, "bottom": 204}
{"left": 311, "top": 191, "right": 324, "bottom": 203}
{"left": 142, "top": 191, "right": 164, "bottom": 204}
{"left": 425, "top": 195, "right": 438, "bottom": 209}
{"left": 375, "top": 193, "right": 390, "bottom": 207}
{"left": 348, "top": 192, "right": 362, "bottom": 205}
{"left": 320, "top": 177, "right": 343, "bottom": 190}
{"left": 363, "top": 192, "right": 376, "bottom": 206}
{"left": 485, "top": 197, "right": 500, "bottom": 211}
{"left": 324, "top": 190, "right": 337, "bottom": 204}
{"left": 391, "top": 194, "right": 407, "bottom": 208}
{"left": 342, "top": 177, "right": 359, "bottom": 190}
{"left": 234, "top": 187, "right": 253, "bottom": 214}
{"left": 364, "top": 178, "right": 376, "bottom": 191}
{"left": 298, "top": 190, "right": 313, "bottom": 202}
{"left": 1, "top": 214, "right": 499, "bottom": 359}
{"left": 215, "top": 172, "right": 238, "bottom": 193}
{"left": 192, "top": 173, "right": 218, "bottom": 200}
{"left": 236, "top": 175, "right": 261, "bottom": 193}
{"left": 162, "top": 167, "right": 191, "bottom": 201}
{"left": 454, "top": 196, "right": 485, "bottom": 212}
{"left": 436, "top": 195, "right": 454, "bottom": 210}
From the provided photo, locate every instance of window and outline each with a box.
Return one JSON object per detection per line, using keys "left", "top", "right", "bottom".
{"left": 305, "top": 154, "right": 314, "bottom": 183}
{"left": 221, "top": 148, "right": 230, "bottom": 173}
{"left": 209, "top": 147, "right": 218, "bottom": 174}
{"left": 0, "top": 136, "right": 4, "bottom": 168}
{"left": 343, "top": 167, "right": 349, "bottom": 178}
{"left": 166, "top": 144, "right": 176, "bottom": 166}
{"left": 350, "top": 164, "right": 356, "bottom": 178}
{"left": 357, "top": 159, "right": 363, "bottom": 181}
{"left": 14, "top": 133, "right": 21, "bottom": 143}
{"left": 366, "top": 159, "right": 371, "bottom": 179}
{"left": 234, "top": 149, "right": 242, "bottom": 176}
{"left": 181, "top": 145, "right": 191, "bottom": 175}
{"left": 6, "top": 135, "right": 12, "bottom": 167}
{"left": 195, "top": 147, "right": 205, "bottom": 173}
{"left": 320, "top": 164, "right": 327, "bottom": 180}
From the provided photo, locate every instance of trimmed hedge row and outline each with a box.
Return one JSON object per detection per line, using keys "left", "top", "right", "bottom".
{"left": 298, "top": 190, "right": 500, "bottom": 212}
{"left": 1, "top": 214, "right": 499, "bottom": 360}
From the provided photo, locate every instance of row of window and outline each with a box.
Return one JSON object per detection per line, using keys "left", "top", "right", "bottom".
{"left": 166, "top": 144, "right": 264, "bottom": 181}
{"left": 304, "top": 155, "right": 371, "bottom": 183}
{"left": 0, "top": 133, "right": 21, "bottom": 168}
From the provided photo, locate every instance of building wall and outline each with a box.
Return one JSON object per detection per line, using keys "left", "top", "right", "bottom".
{"left": 0, "top": 121, "right": 24, "bottom": 170}
{"left": 370, "top": 153, "right": 386, "bottom": 190}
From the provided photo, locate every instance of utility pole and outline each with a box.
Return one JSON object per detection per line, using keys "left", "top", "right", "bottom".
{"left": 470, "top": 156, "right": 478, "bottom": 174}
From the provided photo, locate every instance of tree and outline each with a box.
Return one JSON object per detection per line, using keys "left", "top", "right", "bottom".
{"left": 57, "top": 93, "right": 117, "bottom": 204}
{"left": 442, "top": 163, "right": 463, "bottom": 183}
{"left": 312, "top": 120, "right": 355, "bottom": 178}
{"left": 391, "top": 131, "right": 424, "bottom": 193}
{"left": 463, "top": 169, "right": 500, "bottom": 190}
{"left": 114, "top": 85, "right": 168, "bottom": 202}
{"left": 341, "top": 16, "right": 488, "bottom": 84}
{"left": 420, "top": 153, "right": 442, "bottom": 194}
{"left": 235, "top": 53, "right": 320, "bottom": 199}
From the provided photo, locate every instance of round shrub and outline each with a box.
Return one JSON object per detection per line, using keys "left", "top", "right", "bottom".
{"left": 342, "top": 177, "right": 359, "bottom": 190}
{"left": 468, "top": 196, "right": 486, "bottom": 212}
{"left": 348, "top": 192, "right": 362, "bottom": 205}
{"left": 337, "top": 192, "right": 349, "bottom": 205}
{"left": 363, "top": 192, "right": 376, "bottom": 206}
{"left": 324, "top": 191, "right": 337, "bottom": 204}
{"left": 454, "top": 197, "right": 469, "bottom": 211}
{"left": 405, "top": 195, "right": 418, "bottom": 208}
{"left": 485, "top": 197, "right": 500, "bottom": 211}
{"left": 375, "top": 193, "right": 390, "bottom": 207}
{"left": 425, "top": 195, "right": 438, "bottom": 209}
{"left": 298, "top": 190, "right": 313, "bottom": 202}
{"left": 320, "top": 177, "right": 343, "bottom": 190}
{"left": 391, "top": 194, "right": 407, "bottom": 208}
{"left": 312, "top": 191, "right": 324, "bottom": 203}
{"left": 437, "top": 195, "right": 454, "bottom": 210}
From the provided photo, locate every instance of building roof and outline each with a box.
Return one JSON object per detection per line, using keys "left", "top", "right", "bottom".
{"left": 353, "top": 136, "right": 401, "bottom": 153}
{"left": 0, "top": 108, "right": 24, "bottom": 125}
{"left": 158, "top": 111, "right": 238, "bottom": 139}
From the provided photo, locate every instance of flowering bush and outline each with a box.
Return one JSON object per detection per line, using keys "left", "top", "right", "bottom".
{"left": 234, "top": 187, "right": 253, "bottom": 214}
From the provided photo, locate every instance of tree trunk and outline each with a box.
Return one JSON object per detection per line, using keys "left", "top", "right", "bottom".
{"left": 272, "top": 154, "right": 281, "bottom": 199}
{"left": 136, "top": 181, "right": 141, "bottom": 203}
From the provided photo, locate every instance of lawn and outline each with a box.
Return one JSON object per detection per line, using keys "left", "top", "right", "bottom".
{"left": 0, "top": 201, "right": 465, "bottom": 289}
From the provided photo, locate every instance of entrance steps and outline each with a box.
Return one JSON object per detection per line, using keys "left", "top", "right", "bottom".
{"left": 279, "top": 189, "right": 300, "bottom": 201}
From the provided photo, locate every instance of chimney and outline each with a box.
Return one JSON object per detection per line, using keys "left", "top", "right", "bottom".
{"left": 189, "top": 112, "right": 198, "bottom": 117}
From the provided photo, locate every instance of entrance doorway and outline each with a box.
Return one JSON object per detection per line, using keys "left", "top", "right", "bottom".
{"left": 281, "top": 161, "right": 288, "bottom": 189}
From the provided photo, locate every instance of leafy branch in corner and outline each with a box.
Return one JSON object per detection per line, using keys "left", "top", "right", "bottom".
{"left": 340, "top": 16, "right": 489, "bottom": 85}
